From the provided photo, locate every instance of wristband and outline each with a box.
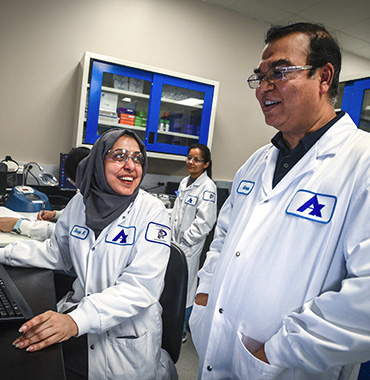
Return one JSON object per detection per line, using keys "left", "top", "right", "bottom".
{"left": 12, "top": 218, "right": 23, "bottom": 234}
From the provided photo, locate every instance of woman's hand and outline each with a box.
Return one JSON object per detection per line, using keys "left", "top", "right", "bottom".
{"left": 37, "top": 210, "right": 57, "bottom": 221}
{"left": 13, "top": 310, "right": 78, "bottom": 352}
{"left": 0, "top": 217, "right": 18, "bottom": 232}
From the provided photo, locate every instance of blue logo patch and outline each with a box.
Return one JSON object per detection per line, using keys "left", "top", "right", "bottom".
{"left": 145, "top": 222, "right": 171, "bottom": 247}
{"left": 286, "top": 190, "right": 337, "bottom": 224}
{"left": 203, "top": 191, "right": 216, "bottom": 203}
{"left": 70, "top": 225, "right": 89, "bottom": 240}
{"left": 105, "top": 225, "right": 136, "bottom": 246}
{"left": 185, "top": 195, "right": 198, "bottom": 206}
{"left": 237, "top": 180, "right": 255, "bottom": 195}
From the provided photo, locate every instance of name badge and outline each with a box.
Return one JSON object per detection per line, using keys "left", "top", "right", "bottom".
{"left": 105, "top": 225, "right": 136, "bottom": 246}
{"left": 203, "top": 191, "right": 216, "bottom": 203}
{"left": 237, "top": 180, "right": 255, "bottom": 195}
{"left": 185, "top": 195, "right": 198, "bottom": 206}
{"left": 70, "top": 225, "right": 89, "bottom": 240}
{"left": 145, "top": 222, "right": 171, "bottom": 247}
{"left": 286, "top": 190, "right": 337, "bottom": 224}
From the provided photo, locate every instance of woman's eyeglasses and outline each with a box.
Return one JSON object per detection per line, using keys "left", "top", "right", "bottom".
{"left": 105, "top": 149, "right": 144, "bottom": 165}
{"left": 187, "top": 155, "right": 204, "bottom": 163}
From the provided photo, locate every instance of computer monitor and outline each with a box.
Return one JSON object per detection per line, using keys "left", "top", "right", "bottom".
{"left": 59, "top": 153, "right": 76, "bottom": 191}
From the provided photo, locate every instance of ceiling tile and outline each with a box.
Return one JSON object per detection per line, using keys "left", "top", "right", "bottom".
{"left": 297, "top": 0, "right": 370, "bottom": 30}
{"left": 258, "top": 0, "right": 323, "bottom": 14}
{"left": 352, "top": 44, "right": 370, "bottom": 60}
{"left": 335, "top": 31, "right": 370, "bottom": 51}
{"left": 342, "top": 19, "right": 370, "bottom": 43}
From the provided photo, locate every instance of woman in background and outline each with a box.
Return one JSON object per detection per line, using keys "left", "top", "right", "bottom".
{"left": 171, "top": 143, "right": 217, "bottom": 343}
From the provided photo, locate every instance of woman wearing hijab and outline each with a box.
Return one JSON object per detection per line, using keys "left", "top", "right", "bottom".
{"left": 0, "top": 129, "right": 177, "bottom": 380}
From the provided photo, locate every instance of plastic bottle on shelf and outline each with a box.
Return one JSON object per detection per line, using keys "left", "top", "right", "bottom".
{"left": 159, "top": 119, "right": 165, "bottom": 132}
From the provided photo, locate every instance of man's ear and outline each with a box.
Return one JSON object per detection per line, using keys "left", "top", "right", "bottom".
{"left": 319, "top": 62, "right": 334, "bottom": 96}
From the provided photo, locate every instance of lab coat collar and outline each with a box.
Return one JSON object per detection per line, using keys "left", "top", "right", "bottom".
{"left": 261, "top": 112, "right": 357, "bottom": 196}
{"left": 185, "top": 171, "right": 209, "bottom": 189}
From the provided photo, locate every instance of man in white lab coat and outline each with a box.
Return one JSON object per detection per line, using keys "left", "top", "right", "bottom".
{"left": 189, "top": 22, "right": 370, "bottom": 380}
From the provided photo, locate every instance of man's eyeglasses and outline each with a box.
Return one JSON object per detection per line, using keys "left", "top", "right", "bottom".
{"left": 105, "top": 149, "right": 144, "bottom": 165}
{"left": 247, "top": 65, "right": 314, "bottom": 89}
{"left": 187, "top": 155, "right": 204, "bottom": 163}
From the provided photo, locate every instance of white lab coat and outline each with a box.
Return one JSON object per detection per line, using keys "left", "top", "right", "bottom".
{"left": 0, "top": 190, "right": 177, "bottom": 380}
{"left": 171, "top": 171, "right": 217, "bottom": 308}
{"left": 190, "top": 113, "right": 370, "bottom": 380}
{"left": 19, "top": 209, "right": 64, "bottom": 241}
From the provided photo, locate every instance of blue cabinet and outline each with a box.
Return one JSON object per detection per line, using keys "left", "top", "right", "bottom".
{"left": 75, "top": 52, "right": 219, "bottom": 159}
{"left": 339, "top": 77, "right": 370, "bottom": 131}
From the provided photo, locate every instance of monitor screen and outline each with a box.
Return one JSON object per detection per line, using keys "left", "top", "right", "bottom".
{"left": 59, "top": 153, "right": 76, "bottom": 191}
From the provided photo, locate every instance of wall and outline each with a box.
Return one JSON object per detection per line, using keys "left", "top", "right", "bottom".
{"left": 1, "top": 0, "right": 370, "bottom": 182}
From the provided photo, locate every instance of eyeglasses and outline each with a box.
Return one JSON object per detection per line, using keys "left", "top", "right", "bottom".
{"left": 105, "top": 149, "right": 144, "bottom": 165}
{"left": 187, "top": 155, "right": 204, "bottom": 163}
{"left": 247, "top": 65, "right": 314, "bottom": 89}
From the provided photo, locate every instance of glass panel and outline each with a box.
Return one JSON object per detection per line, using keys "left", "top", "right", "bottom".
{"left": 359, "top": 89, "right": 370, "bottom": 133}
{"left": 157, "top": 84, "right": 205, "bottom": 147}
{"left": 83, "top": 72, "right": 151, "bottom": 143}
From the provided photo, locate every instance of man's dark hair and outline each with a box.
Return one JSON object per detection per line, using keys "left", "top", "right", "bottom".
{"left": 265, "top": 22, "right": 341, "bottom": 103}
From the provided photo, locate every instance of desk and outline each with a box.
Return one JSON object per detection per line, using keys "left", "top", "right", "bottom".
{"left": 0, "top": 266, "right": 66, "bottom": 379}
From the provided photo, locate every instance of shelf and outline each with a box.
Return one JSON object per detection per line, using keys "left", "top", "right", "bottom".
{"left": 85, "top": 118, "right": 200, "bottom": 140}
{"left": 101, "top": 85, "right": 150, "bottom": 100}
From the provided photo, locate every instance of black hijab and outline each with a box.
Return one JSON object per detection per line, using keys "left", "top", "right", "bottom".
{"left": 75, "top": 129, "right": 147, "bottom": 237}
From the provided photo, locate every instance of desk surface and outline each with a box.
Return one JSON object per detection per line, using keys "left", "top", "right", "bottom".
{"left": 0, "top": 266, "right": 66, "bottom": 379}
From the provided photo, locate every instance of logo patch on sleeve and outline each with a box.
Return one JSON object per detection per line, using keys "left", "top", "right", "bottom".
{"left": 70, "top": 225, "right": 89, "bottom": 240}
{"left": 145, "top": 222, "right": 171, "bottom": 247}
{"left": 237, "top": 180, "right": 255, "bottom": 195}
{"left": 286, "top": 190, "right": 337, "bottom": 223}
{"left": 203, "top": 191, "right": 216, "bottom": 203}
{"left": 185, "top": 195, "right": 198, "bottom": 206}
{"left": 105, "top": 225, "right": 136, "bottom": 246}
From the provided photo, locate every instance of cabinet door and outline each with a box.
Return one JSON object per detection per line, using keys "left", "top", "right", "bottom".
{"left": 341, "top": 78, "right": 370, "bottom": 131}
{"left": 146, "top": 73, "right": 215, "bottom": 156}
{"left": 85, "top": 60, "right": 153, "bottom": 144}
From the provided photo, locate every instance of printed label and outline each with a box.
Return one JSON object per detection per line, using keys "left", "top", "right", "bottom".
{"left": 286, "top": 190, "right": 337, "bottom": 224}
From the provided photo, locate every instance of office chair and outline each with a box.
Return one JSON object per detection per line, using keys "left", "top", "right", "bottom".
{"left": 159, "top": 243, "right": 188, "bottom": 364}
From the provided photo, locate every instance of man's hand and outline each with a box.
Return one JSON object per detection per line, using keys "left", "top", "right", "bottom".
{"left": 12, "top": 310, "right": 78, "bottom": 352}
{"left": 0, "top": 217, "right": 18, "bottom": 232}
{"left": 195, "top": 293, "right": 209, "bottom": 306}
{"left": 253, "top": 345, "right": 269, "bottom": 364}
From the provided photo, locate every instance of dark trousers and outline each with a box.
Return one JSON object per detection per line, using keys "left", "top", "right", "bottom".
{"left": 62, "top": 334, "right": 88, "bottom": 380}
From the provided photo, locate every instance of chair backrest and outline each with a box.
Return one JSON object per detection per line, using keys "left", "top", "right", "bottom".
{"left": 159, "top": 243, "right": 188, "bottom": 364}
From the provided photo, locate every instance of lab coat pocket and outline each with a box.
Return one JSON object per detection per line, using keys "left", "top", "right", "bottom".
{"left": 189, "top": 302, "right": 207, "bottom": 354}
{"left": 232, "top": 332, "right": 285, "bottom": 380}
{"left": 106, "top": 330, "right": 156, "bottom": 380}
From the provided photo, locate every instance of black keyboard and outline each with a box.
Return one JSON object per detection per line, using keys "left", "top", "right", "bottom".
{"left": 0, "top": 265, "right": 34, "bottom": 321}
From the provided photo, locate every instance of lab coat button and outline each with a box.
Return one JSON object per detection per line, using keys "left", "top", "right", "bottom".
{"left": 235, "top": 251, "right": 240, "bottom": 257}
{"left": 264, "top": 199, "right": 269, "bottom": 203}
{"left": 283, "top": 163, "right": 289, "bottom": 168}
{"left": 90, "top": 345, "right": 95, "bottom": 350}
{"left": 219, "top": 308, "right": 224, "bottom": 314}
{"left": 92, "top": 247, "right": 95, "bottom": 251}
{"left": 207, "top": 365, "right": 212, "bottom": 371}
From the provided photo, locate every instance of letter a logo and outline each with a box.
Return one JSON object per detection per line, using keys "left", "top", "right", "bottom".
{"left": 112, "top": 229, "right": 128, "bottom": 244}
{"left": 286, "top": 190, "right": 337, "bottom": 224}
{"left": 296, "top": 195, "right": 325, "bottom": 217}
